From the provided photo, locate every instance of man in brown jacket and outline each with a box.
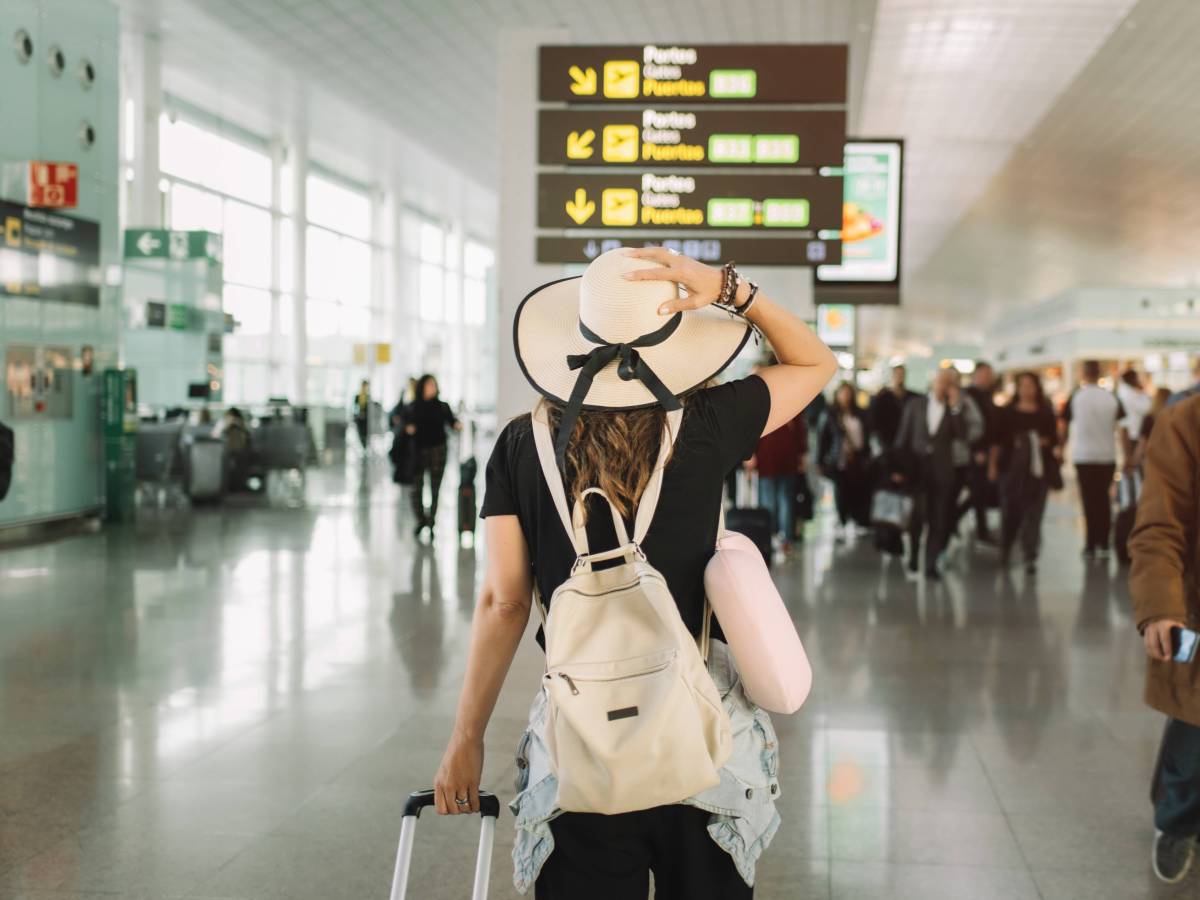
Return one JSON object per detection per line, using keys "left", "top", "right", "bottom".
{"left": 1129, "top": 394, "right": 1200, "bottom": 884}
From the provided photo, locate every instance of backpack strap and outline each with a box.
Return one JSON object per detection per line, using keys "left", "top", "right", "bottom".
{"left": 531, "top": 400, "right": 683, "bottom": 552}
{"left": 633, "top": 408, "right": 683, "bottom": 543}
{"left": 532, "top": 401, "right": 583, "bottom": 555}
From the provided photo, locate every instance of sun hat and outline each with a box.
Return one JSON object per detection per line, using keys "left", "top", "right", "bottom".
{"left": 514, "top": 248, "right": 753, "bottom": 466}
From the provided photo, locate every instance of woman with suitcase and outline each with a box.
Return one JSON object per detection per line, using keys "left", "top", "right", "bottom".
{"left": 400, "top": 374, "right": 461, "bottom": 540}
{"left": 431, "top": 247, "right": 835, "bottom": 898}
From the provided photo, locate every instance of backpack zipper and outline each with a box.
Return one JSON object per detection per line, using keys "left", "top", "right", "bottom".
{"left": 551, "top": 655, "right": 675, "bottom": 697}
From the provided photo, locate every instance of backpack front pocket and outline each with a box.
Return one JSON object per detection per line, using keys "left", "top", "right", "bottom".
{"left": 544, "top": 649, "right": 722, "bottom": 814}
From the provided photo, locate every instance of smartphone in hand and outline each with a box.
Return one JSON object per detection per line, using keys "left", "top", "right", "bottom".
{"left": 1171, "top": 626, "right": 1199, "bottom": 663}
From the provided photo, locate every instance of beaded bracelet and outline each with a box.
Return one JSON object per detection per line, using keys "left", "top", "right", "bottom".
{"left": 716, "top": 261, "right": 740, "bottom": 309}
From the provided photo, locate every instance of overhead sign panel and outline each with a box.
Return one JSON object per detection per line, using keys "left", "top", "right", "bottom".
{"left": 124, "top": 229, "right": 222, "bottom": 262}
{"left": 537, "top": 236, "right": 841, "bottom": 266}
{"left": 540, "top": 44, "right": 847, "bottom": 104}
{"left": 538, "top": 173, "right": 843, "bottom": 231}
{"left": 0, "top": 199, "right": 100, "bottom": 306}
{"left": 816, "top": 140, "right": 904, "bottom": 288}
{"left": 539, "top": 109, "right": 846, "bottom": 168}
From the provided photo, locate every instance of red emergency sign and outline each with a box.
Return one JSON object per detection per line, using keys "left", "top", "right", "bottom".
{"left": 28, "top": 161, "right": 78, "bottom": 208}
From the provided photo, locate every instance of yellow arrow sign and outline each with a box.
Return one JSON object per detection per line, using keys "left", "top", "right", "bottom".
{"left": 565, "top": 188, "right": 595, "bottom": 225}
{"left": 567, "top": 129, "right": 595, "bottom": 159}
{"left": 569, "top": 65, "right": 597, "bottom": 95}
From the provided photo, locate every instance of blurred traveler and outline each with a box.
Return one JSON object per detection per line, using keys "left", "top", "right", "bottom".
{"left": 401, "top": 374, "right": 460, "bottom": 539}
{"left": 1129, "top": 395, "right": 1200, "bottom": 885}
{"left": 434, "top": 248, "right": 836, "bottom": 897}
{"left": 1118, "top": 369, "right": 1152, "bottom": 443}
{"left": 1059, "top": 360, "right": 1131, "bottom": 560}
{"left": 868, "top": 364, "right": 920, "bottom": 451}
{"left": 989, "top": 372, "right": 1060, "bottom": 574}
{"left": 803, "top": 383, "right": 829, "bottom": 433}
{"left": 748, "top": 409, "right": 808, "bottom": 552}
{"left": 1167, "top": 357, "right": 1200, "bottom": 406}
{"left": 818, "top": 382, "right": 871, "bottom": 539}
{"left": 1115, "top": 372, "right": 1154, "bottom": 566}
{"left": 213, "top": 407, "right": 251, "bottom": 491}
{"left": 353, "top": 379, "right": 371, "bottom": 450}
{"left": 893, "top": 368, "right": 983, "bottom": 580}
{"left": 0, "top": 418, "right": 13, "bottom": 502}
{"left": 956, "top": 361, "right": 999, "bottom": 544}
{"left": 1133, "top": 388, "right": 1173, "bottom": 469}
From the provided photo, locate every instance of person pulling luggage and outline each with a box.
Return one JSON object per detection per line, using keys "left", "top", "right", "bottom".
{"left": 399, "top": 374, "right": 461, "bottom": 540}
{"left": 431, "top": 248, "right": 836, "bottom": 898}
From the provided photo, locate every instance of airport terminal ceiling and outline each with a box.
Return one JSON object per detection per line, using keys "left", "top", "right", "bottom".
{"left": 115, "top": 0, "right": 1194, "bottom": 357}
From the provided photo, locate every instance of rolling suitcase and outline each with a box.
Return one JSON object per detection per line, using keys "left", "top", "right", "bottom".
{"left": 390, "top": 789, "right": 500, "bottom": 900}
{"left": 187, "top": 436, "right": 226, "bottom": 502}
{"left": 726, "top": 470, "right": 773, "bottom": 567}
{"left": 1114, "top": 469, "right": 1141, "bottom": 565}
{"left": 459, "top": 457, "right": 478, "bottom": 535}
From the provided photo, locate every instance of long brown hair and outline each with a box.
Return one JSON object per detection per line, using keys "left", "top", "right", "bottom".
{"left": 545, "top": 391, "right": 700, "bottom": 522}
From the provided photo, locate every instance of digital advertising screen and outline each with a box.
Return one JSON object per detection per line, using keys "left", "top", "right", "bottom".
{"left": 815, "top": 140, "right": 904, "bottom": 294}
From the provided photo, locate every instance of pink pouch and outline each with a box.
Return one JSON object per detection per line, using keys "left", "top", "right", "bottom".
{"left": 704, "top": 530, "right": 812, "bottom": 714}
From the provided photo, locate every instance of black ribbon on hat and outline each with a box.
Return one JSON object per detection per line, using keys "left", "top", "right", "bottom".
{"left": 554, "top": 313, "right": 684, "bottom": 471}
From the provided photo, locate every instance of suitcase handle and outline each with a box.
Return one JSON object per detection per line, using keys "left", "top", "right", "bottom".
{"left": 403, "top": 789, "right": 501, "bottom": 820}
{"left": 392, "top": 790, "right": 500, "bottom": 900}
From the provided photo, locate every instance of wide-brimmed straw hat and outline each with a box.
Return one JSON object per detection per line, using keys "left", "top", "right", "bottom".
{"left": 515, "top": 248, "right": 753, "bottom": 468}
{"left": 515, "top": 247, "right": 751, "bottom": 412}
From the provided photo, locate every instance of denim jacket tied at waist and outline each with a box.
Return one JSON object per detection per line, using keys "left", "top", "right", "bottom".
{"left": 508, "top": 639, "right": 782, "bottom": 894}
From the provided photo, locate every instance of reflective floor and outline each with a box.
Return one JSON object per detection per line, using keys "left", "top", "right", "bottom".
{"left": 0, "top": 460, "right": 1192, "bottom": 899}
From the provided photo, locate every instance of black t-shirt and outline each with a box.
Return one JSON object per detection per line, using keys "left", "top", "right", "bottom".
{"left": 995, "top": 404, "right": 1057, "bottom": 473}
{"left": 403, "top": 399, "right": 458, "bottom": 449}
{"left": 481, "top": 376, "right": 772, "bottom": 651}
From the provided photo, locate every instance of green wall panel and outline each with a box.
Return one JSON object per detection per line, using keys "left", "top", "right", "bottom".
{"left": 0, "top": 0, "right": 120, "bottom": 527}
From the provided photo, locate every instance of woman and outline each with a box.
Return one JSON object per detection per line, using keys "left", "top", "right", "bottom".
{"left": 401, "top": 374, "right": 460, "bottom": 538}
{"left": 432, "top": 248, "right": 835, "bottom": 898}
{"left": 817, "top": 382, "right": 871, "bottom": 538}
{"left": 988, "top": 372, "right": 1059, "bottom": 573}
{"left": 352, "top": 379, "right": 371, "bottom": 450}
{"left": 1133, "top": 387, "right": 1172, "bottom": 468}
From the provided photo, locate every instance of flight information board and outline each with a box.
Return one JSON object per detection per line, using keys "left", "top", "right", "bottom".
{"left": 538, "top": 109, "right": 846, "bottom": 168}
{"left": 539, "top": 44, "right": 847, "bottom": 104}
{"left": 537, "top": 236, "right": 841, "bottom": 266}
{"left": 538, "top": 173, "right": 843, "bottom": 231}
{"left": 0, "top": 199, "right": 100, "bottom": 306}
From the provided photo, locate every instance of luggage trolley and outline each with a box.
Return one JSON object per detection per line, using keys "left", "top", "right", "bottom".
{"left": 390, "top": 789, "right": 501, "bottom": 900}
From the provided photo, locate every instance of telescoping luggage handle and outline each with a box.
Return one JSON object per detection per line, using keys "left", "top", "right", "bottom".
{"left": 390, "top": 789, "right": 501, "bottom": 900}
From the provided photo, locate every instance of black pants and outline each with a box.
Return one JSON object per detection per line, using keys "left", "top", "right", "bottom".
{"left": 354, "top": 416, "right": 369, "bottom": 449}
{"left": 1000, "top": 475, "right": 1048, "bottom": 562}
{"left": 908, "top": 477, "right": 956, "bottom": 574}
{"left": 535, "top": 804, "right": 751, "bottom": 900}
{"left": 955, "top": 461, "right": 994, "bottom": 538}
{"left": 1075, "top": 463, "right": 1115, "bottom": 552}
{"left": 410, "top": 444, "right": 448, "bottom": 524}
{"left": 1153, "top": 718, "right": 1200, "bottom": 839}
{"left": 831, "top": 464, "right": 870, "bottom": 527}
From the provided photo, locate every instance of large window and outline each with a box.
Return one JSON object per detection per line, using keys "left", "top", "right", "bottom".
{"left": 303, "top": 174, "right": 378, "bottom": 406}
{"left": 160, "top": 117, "right": 271, "bottom": 206}
{"left": 151, "top": 104, "right": 494, "bottom": 416}
{"left": 160, "top": 113, "right": 278, "bottom": 405}
{"left": 401, "top": 212, "right": 494, "bottom": 409}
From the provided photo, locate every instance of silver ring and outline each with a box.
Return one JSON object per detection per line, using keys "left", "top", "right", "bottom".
{"left": 454, "top": 796, "right": 469, "bottom": 806}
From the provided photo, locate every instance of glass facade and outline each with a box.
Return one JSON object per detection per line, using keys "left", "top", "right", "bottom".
{"left": 154, "top": 110, "right": 495, "bottom": 413}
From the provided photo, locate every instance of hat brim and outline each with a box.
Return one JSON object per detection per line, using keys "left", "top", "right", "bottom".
{"left": 513, "top": 275, "right": 753, "bottom": 411}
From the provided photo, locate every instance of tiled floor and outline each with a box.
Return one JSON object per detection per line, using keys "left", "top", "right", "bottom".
{"left": 0, "top": 461, "right": 1193, "bottom": 899}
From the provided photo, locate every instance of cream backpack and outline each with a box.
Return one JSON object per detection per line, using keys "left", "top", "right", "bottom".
{"left": 530, "top": 402, "right": 732, "bottom": 815}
